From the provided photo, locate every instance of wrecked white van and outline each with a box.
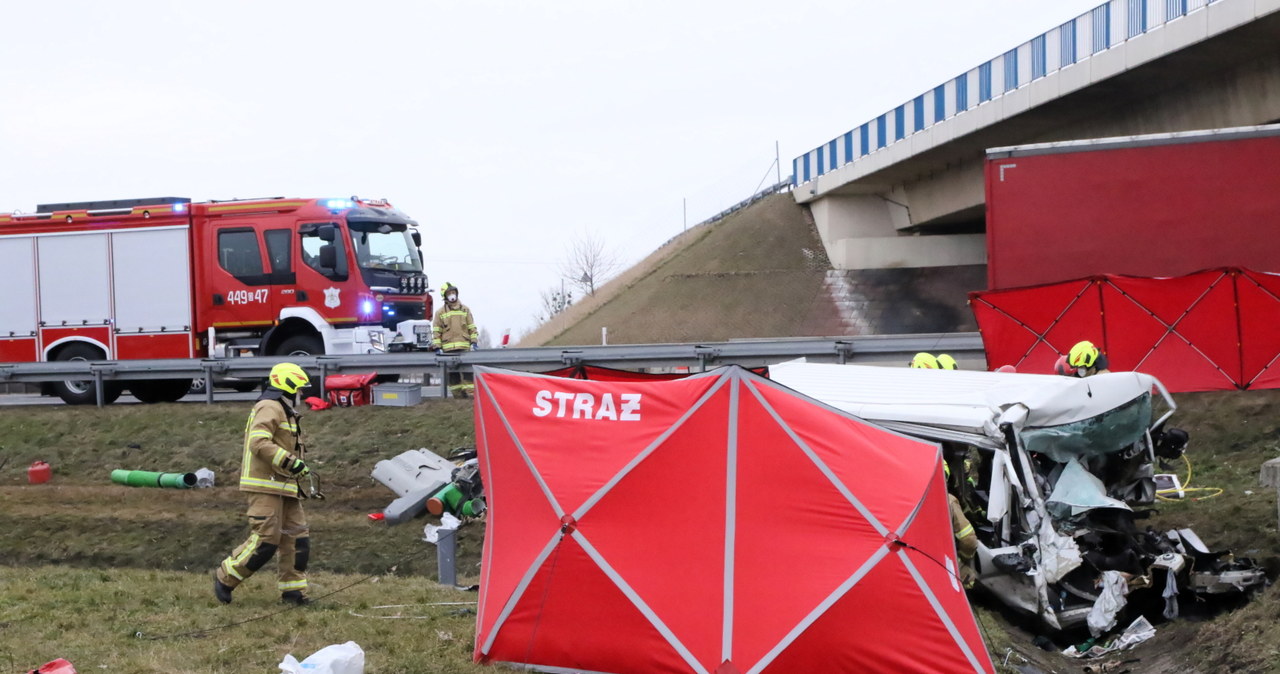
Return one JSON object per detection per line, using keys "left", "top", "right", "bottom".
{"left": 769, "top": 361, "right": 1265, "bottom": 633}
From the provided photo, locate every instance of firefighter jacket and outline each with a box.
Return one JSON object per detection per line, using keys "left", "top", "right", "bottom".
{"left": 948, "top": 494, "right": 977, "bottom": 561}
{"left": 432, "top": 300, "right": 479, "bottom": 351}
{"left": 239, "top": 394, "right": 304, "bottom": 498}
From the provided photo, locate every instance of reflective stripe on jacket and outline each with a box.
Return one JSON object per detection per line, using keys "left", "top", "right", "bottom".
{"left": 432, "top": 301, "right": 478, "bottom": 351}
{"left": 239, "top": 398, "right": 302, "bottom": 497}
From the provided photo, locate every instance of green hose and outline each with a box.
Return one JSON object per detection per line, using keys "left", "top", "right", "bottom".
{"left": 110, "top": 469, "right": 197, "bottom": 489}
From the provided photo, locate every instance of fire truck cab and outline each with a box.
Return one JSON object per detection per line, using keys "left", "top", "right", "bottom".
{"left": 0, "top": 195, "right": 433, "bottom": 404}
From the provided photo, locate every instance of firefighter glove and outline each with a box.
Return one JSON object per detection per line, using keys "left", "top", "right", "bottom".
{"left": 435, "top": 349, "right": 444, "bottom": 356}
{"left": 286, "top": 457, "right": 309, "bottom": 476}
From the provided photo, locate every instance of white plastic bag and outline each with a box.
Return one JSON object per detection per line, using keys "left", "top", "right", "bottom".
{"left": 194, "top": 467, "right": 216, "bottom": 488}
{"left": 278, "top": 641, "right": 365, "bottom": 674}
{"left": 423, "top": 512, "right": 461, "bottom": 543}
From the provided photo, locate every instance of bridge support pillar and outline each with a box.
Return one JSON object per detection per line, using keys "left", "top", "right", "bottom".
{"left": 809, "top": 194, "right": 986, "bottom": 271}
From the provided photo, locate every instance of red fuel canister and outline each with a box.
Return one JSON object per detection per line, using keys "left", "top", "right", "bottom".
{"left": 28, "top": 461, "right": 52, "bottom": 485}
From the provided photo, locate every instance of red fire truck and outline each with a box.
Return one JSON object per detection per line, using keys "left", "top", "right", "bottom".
{"left": 0, "top": 195, "right": 433, "bottom": 404}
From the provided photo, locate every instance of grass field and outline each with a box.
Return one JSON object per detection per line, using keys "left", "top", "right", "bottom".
{"left": 522, "top": 193, "right": 833, "bottom": 346}
{"left": 2, "top": 389, "right": 1280, "bottom": 673}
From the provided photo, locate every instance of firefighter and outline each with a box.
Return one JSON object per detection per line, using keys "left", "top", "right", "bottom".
{"left": 213, "top": 362, "right": 314, "bottom": 606}
{"left": 1054, "top": 340, "right": 1111, "bottom": 377}
{"left": 909, "top": 353, "right": 958, "bottom": 369}
{"left": 944, "top": 462, "right": 978, "bottom": 589}
{"left": 431, "top": 281, "right": 479, "bottom": 398}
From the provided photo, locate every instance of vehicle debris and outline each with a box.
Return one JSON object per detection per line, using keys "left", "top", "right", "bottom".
{"left": 770, "top": 361, "right": 1268, "bottom": 632}
{"left": 371, "top": 448, "right": 485, "bottom": 524}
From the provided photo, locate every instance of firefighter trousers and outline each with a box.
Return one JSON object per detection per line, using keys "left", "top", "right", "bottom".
{"left": 217, "top": 492, "right": 309, "bottom": 594}
{"left": 444, "top": 349, "right": 475, "bottom": 398}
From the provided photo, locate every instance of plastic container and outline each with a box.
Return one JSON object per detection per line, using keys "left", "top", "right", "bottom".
{"left": 28, "top": 461, "right": 52, "bottom": 485}
{"left": 372, "top": 382, "right": 423, "bottom": 407}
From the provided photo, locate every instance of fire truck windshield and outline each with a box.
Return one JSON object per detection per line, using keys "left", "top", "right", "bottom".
{"left": 348, "top": 226, "right": 423, "bottom": 273}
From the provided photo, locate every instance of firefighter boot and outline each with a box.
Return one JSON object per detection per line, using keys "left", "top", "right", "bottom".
{"left": 281, "top": 591, "right": 313, "bottom": 606}
{"left": 212, "top": 571, "right": 234, "bottom": 604}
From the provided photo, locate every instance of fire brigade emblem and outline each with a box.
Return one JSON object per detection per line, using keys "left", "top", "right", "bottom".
{"left": 324, "top": 287, "right": 342, "bottom": 309}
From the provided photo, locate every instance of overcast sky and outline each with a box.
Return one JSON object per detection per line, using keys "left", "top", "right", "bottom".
{"left": 0, "top": 1, "right": 1103, "bottom": 343}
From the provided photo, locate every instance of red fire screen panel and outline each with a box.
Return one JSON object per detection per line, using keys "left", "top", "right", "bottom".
{"left": 971, "top": 268, "right": 1280, "bottom": 392}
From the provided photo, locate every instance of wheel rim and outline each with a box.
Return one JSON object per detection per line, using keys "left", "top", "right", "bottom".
{"left": 64, "top": 356, "right": 93, "bottom": 395}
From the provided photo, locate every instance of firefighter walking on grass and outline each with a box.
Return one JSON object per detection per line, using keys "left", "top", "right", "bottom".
{"left": 432, "top": 281, "right": 479, "bottom": 398}
{"left": 213, "top": 363, "right": 314, "bottom": 606}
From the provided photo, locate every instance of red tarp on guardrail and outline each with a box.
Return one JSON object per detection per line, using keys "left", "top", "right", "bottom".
{"left": 969, "top": 269, "right": 1280, "bottom": 392}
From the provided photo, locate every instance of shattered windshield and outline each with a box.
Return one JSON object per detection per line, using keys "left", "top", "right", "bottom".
{"left": 348, "top": 226, "right": 422, "bottom": 272}
{"left": 1019, "top": 393, "right": 1152, "bottom": 463}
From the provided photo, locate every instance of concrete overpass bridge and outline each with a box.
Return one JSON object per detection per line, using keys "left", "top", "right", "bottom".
{"left": 794, "top": 0, "right": 1280, "bottom": 273}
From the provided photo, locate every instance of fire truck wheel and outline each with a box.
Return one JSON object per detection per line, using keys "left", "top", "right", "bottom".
{"left": 52, "top": 343, "right": 123, "bottom": 406}
{"left": 275, "top": 335, "right": 324, "bottom": 357}
{"left": 130, "top": 379, "right": 192, "bottom": 404}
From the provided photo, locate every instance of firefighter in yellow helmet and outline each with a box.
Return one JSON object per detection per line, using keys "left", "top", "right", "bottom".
{"left": 213, "top": 362, "right": 315, "bottom": 606}
{"left": 431, "top": 282, "right": 479, "bottom": 397}
{"left": 910, "top": 353, "right": 958, "bottom": 370}
{"left": 1054, "top": 340, "right": 1111, "bottom": 377}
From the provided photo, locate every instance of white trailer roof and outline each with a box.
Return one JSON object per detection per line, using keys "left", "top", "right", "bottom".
{"left": 769, "top": 361, "right": 1166, "bottom": 447}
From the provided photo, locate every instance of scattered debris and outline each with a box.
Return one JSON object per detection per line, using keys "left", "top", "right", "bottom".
{"left": 27, "top": 658, "right": 76, "bottom": 674}
{"left": 194, "top": 467, "right": 216, "bottom": 488}
{"left": 423, "top": 512, "right": 461, "bottom": 544}
{"left": 1066, "top": 616, "right": 1157, "bottom": 660}
{"left": 371, "top": 448, "right": 485, "bottom": 524}
{"left": 278, "top": 641, "right": 364, "bottom": 674}
{"left": 109, "top": 469, "right": 196, "bottom": 489}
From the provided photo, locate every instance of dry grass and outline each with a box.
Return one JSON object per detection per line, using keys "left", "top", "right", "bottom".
{"left": 3, "top": 388, "right": 1280, "bottom": 672}
{"left": 0, "top": 566, "right": 487, "bottom": 673}
{"left": 519, "top": 193, "right": 832, "bottom": 346}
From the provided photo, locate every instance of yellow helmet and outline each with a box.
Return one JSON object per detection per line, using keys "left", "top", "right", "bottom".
{"left": 910, "top": 353, "right": 939, "bottom": 369}
{"left": 441, "top": 281, "right": 458, "bottom": 296}
{"left": 1068, "top": 341, "right": 1100, "bottom": 369}
{"left": 936, "top": 354, "right": 958, "bottom": 370}
{"left": 269, "top": 362, "right": 310, "bottom": 394}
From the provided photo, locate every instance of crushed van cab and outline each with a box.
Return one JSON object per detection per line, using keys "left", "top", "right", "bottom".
{"left": 771, "top": 361, "right": 1265, "bottom": 633}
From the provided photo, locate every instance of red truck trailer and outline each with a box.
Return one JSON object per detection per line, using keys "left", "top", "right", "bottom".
{"left": 984, "top": 124, "right": 1280, "bottom": 290}
{"left": 0, "top": 195, "right": 433, "bottom": 404}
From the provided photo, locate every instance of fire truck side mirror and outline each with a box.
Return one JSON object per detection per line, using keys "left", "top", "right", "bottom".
{"left": 318, "top": 224, "right": 337, "bottom": 243}
{"left": 319, "top": 244, "right": 337, "bottom": 270}
{"left": 411, "top": 230, "right": 422, "bottom": 248}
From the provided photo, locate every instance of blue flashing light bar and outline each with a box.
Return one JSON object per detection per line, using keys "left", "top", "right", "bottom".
{"left": 325, "top": 198, "right": 355, "bottom": 210}
{"left": 173, "top": 202, "right": 187, "bottom": 213}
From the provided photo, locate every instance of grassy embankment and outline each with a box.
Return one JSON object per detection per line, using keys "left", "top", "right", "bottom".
{"left": 2, "top": 391, "right": 1280, "bottom": 672}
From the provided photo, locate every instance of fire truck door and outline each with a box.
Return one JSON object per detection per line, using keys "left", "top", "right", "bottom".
{"left": 297, "top": 222, "right": 357, "bottom": 323}
{"left": 263, "top": 228, "right": 297, "bottom": 318}
{"left": 206, "top": 227, "right": 274, "bottom": 338}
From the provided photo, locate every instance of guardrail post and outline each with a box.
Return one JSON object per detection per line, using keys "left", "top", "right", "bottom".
{"left": 438, "top": 356, "right": 450, "bottom": 398}
{"left": 203, "top": 363, "right": 215, "bottom": 405}
{"left": 835, "top": 341, "right": 855, "bottom": 365}
{"left": 94, "top": 371, "right": 105, "bottom": 409}
{"left": 694, "top": 346, "right": 719, "bottom": 372}
{"left": 318, "top": 361, "right": 329, "bottom": 399}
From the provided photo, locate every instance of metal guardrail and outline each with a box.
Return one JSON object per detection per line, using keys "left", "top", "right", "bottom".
{"left": 0, "top": 332, "right": 985, "bottom": 406}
